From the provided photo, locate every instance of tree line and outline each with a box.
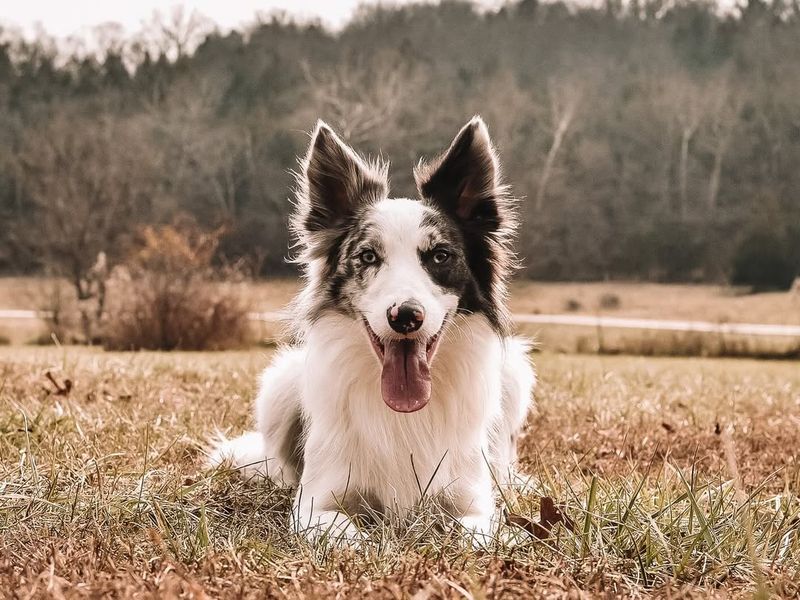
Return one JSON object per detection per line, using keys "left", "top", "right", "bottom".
{"left": 1, "top": 0, "right": 799, "bottom": 288}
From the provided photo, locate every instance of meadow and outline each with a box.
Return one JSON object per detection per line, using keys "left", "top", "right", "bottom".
{"left": 3, "top": 1, "right": 800, "bottom": 595}
{"left": 1, "top": 345, "right": 798, "bottom": 598}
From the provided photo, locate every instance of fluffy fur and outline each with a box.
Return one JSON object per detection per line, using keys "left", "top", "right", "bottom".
{"left": 209, "top": 117, "right": 535, "bottom": 543}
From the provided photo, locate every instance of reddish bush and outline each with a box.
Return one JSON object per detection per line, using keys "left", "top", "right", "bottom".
{"left": 103, "top": 219, "right": 252, "bottom": 351}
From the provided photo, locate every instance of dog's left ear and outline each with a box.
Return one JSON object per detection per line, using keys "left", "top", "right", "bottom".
{"left": 415, "top": 116, "right": 505, "bottom": 229}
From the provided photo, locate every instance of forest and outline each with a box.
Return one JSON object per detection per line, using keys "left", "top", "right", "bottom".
{"left": 1, "top": 0, "right": 799, "bottom": 287}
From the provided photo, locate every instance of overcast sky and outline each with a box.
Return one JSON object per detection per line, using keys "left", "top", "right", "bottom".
{"left": 1, "top": 0, "right": 742, "bottom": 43}
{"left": 2, "top": 1, "right": 507, "bottom": 39}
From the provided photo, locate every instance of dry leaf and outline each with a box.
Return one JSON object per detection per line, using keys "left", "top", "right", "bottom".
{"left": 506, "top": 497, "right": 576, "bottom": 539}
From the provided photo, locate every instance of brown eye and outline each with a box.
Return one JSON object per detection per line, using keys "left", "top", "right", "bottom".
{"left": 360, "top": 250, "right": 378, "bottom": 264}
{"left": 432, "top": 250, "right": 450, "bottom": 264}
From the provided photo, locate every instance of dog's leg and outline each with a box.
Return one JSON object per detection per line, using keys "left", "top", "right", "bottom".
{"left": 252, "top": 347, "right": 306, "bottom": 485}
{"left": 291, "top": 504, "right": 362, "bottom": 545}
{"left": 291, "top": 462, "right": 364, "bottom": 545}
{"left": 493, "top": 336, "right": 536, "bottom": 483}
{"left": 208, "top": 347, "right": 305, "bottom": 485}
{"left": 454, "top": 336, "right": 534, "bottom": 547}
{"left": 290, "top": 425, "right": 367, "bottom": 545}
{"left": 450, "top": 465, "right": 496, "bottom": 547}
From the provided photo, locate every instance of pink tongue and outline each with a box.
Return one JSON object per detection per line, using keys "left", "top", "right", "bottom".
{"left": 381, "top": 339, "right": 431, "bottom": 412}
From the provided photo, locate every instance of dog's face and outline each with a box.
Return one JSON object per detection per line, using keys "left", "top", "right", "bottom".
{"left": 293, "top": 118, "right": 516, "bottom": 413}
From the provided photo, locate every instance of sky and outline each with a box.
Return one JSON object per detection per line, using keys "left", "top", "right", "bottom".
{"left": 1, "top": 1, "right": 495, "bottom": 40}
{"left": 0, "top": 0, "right": 741, "bottom": 43}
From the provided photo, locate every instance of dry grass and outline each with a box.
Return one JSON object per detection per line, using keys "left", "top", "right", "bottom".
{"left": 1, "top": 346, "right": 799, "bottom": 598}
{"left": 509, "top": 281, "right": 800, "bottom": 326}
{"left": 521, "top": 324, "right": 800, "bottom": 359}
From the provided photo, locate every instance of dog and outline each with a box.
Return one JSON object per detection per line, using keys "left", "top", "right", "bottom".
{"left": 209, "top": 117, "right": 535, "bottom": 543}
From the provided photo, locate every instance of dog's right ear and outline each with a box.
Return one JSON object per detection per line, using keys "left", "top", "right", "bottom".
{"left": 296, "top": 121, "right": 388, "bottom": 234}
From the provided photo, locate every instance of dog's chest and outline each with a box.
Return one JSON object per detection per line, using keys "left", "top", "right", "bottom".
{"left": 340, "top": 368, "right": 497, "bottom": 508}
{"left": 301, "top": 314, "right": 504, "bottom": 509}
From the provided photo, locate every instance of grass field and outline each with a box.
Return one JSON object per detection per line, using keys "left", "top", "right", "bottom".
{"left": 2, "top": 346, "right": 799, "bottom": 597}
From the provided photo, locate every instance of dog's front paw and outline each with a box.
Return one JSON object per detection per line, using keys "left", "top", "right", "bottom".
{"left": 294, "top": 510, "right": 366, "bottom": 548}
{"left": 458, "top": 514, "right": 495, "bottom": 549}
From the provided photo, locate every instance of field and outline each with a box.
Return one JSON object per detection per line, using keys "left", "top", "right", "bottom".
{"left": 1, "top": 346, "right": 799, "bottom": 597}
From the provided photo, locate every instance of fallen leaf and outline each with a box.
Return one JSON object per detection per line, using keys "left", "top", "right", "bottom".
{"left": 45, "top": 371, "right": 72, "bottom": 396}
{"left": 506, "top": 497, "right": 576, "bottom": 539}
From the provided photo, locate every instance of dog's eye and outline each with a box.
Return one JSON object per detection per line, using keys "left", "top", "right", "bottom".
{"left": 432, "top": 250, "right": 450, "bottom": 265}
{"left": 360, "top": 250, "right": 378, "bottom": 265}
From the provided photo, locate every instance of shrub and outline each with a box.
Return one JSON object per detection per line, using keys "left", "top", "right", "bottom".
{"left": 598, "top": 292, "right": 621, "bottom": 310}
{"left": 563, "top": 298, "right": 582, "bottom": 312}
{"left": 730, "top": 230, "right": 796, "bottom": 291}
{"left": 103, "top": 220, "right": 252, "bottom": 351}
{"left": 38, "top": 278, "right": 84, "bottom": 344}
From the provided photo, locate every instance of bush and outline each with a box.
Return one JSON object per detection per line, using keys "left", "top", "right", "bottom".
{"left": 103, "top": 220, "right": 252, "bottom": 351}
{"left": 36, "top": 278, "right": 83, "bottom": 344}
{"left": 730, "top": 230, "right": 796, "bottom": 291}
{"left": 563, "top": 298, "right": 583, "bottom": 312}
{"left": 598, "top": 292, "right": 621, "bottom": 310}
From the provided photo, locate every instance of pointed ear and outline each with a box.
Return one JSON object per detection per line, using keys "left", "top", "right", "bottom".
{"left": 414, "top": 116, "right": 504, "bottom": 228}
{"left": 298, "top": 120, "right": 388, "bottom": 233}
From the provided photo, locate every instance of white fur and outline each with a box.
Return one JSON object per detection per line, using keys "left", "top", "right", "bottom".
{"left": 208, "top": 431, "right": 269, "bottom": 478}
{"left": 357, "top": 199, "right": 458, "bottom": 342}
{"left": 208, "top": 197, "right": 536, "bottom": 544}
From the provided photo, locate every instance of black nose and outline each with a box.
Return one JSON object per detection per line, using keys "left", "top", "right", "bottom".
{"left": 387, "top": 301, "right": 425, "bottom": 334}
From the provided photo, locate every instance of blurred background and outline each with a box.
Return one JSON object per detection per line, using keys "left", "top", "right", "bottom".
{"left": 0, "top": 0, "right": 798, "bottom": 355}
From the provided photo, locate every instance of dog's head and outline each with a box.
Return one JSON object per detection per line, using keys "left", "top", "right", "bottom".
{"left": 293, "top": 117, "right": 517, "bottom": 412}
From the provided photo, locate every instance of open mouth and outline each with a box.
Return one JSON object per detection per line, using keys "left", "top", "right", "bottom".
{"left": 364, "top": 320, "right": 443, "bottom": 413}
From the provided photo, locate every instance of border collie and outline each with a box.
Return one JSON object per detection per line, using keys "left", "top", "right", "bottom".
{"left": 209, "top": 117, "right": 535, "bottom": 543}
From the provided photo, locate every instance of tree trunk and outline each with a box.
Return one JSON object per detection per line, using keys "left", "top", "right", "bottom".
{"left": 707, "top": 136, "right": 727, "bottom": 212}
{"left": 660, "top": 120, "right": 674, "bottom": 209}
{"left": 535, "top": 104, "right": 577, "bottom": 212}
{"left": 678, "top": 126, "right": 695, "bottom": 221}
{"left": 535, "top": 123, "right": 567, "bottom": 212}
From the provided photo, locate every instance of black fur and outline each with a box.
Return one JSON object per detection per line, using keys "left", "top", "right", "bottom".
{"left": 301, "top": 123, "right": 388, "bottom": 234}
{"left": 419, "top": 209, "right": 500, "bottom": 330}
{"left": 415, "top": 118, "right": 516, "bottom": 335}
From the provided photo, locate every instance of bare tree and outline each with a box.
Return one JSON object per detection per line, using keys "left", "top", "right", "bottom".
{"left": 141, "top": 6, "right": 212, "bottom": 61}
{"left": 703, "top": 75, "right": 741, "bottom": 211}
{"left": 672, "top": 77, "right": 707, "bottom": 220}
{"left": 13, "top": 113, "right": 154, "bottom": 341}
{"left": 535, "top": 77, "right": 582, "bottom": 212}
{"left": 644, "top": 74, "right": 678, "bottom": 209}
{"left": 141, "top": 76, "right": 251, "bottom": 221}
{"left": 301, "top": 55, "right": 423, "bottom": 146}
